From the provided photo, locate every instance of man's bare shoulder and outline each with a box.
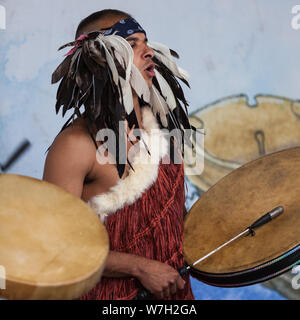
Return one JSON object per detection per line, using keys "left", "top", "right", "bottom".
{"left": 50, "top": 118, "right": 96, "bottom": 155}
{"left": 43, "top": 117, "right": 101, "bottom": 197}
{"left": 45, "top": 118, "right": 97, "bottom": 178}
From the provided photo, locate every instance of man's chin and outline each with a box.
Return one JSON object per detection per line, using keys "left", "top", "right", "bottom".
{"left": 146, "top": 78, "right": 153, "bottom": 88}
{"left": 140, "top": 71, "right": 153, "bottom": 88}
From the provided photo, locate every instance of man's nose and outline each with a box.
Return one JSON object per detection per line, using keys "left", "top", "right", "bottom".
{"left": 143, "top": 45, "right": 154, "bottom": 60}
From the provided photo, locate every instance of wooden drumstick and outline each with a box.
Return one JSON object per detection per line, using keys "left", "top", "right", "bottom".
{"left": 135, "top": 206, "right": 284, "bottom": 300}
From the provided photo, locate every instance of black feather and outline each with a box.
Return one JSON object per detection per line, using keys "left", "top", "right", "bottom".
{"left": 62, "top": 83, "right": 79, "bottom": 117}
{"left": 55, "top": 77, "right": 75, "bottom": 115}
{"left": 51, "top": 54, "right": 72, "bottom": 84}
{"left": 170, "top": 48, "right": 180, "bottom": 59}
{"left": 58, "top": 40, "right": 77, "bottom": 51}
{"left": 67, "top": 49, "right": 82, "bottom": 80}
{"left": 81, "top": 40, "right": 107, "bottom": 80}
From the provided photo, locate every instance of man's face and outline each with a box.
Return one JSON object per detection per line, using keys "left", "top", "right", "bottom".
{"left": 126, "top": 32, "right": 155, "bottom": 88}
{"left": 90, "top": 18, "right": 155, "bottom": 88}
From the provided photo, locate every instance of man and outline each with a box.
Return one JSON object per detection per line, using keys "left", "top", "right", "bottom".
{"left": 44, "top": 9, "right": 195, "bottom": 300}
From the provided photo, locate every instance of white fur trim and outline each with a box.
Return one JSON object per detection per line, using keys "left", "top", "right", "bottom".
{"left": 88, "top": 107, "right": 169, "bottom": 221}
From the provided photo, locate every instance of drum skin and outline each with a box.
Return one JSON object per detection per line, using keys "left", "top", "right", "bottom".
{"left": 185, "top": 95, "right": 300, "bottom": 193}
{"left": 0, "top": 174, "right": 109, "bottom": 300}
{"left": 183, "top": 147, "right": 300, "bottom": 287}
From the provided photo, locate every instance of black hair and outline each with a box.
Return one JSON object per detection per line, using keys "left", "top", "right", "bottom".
{"left": 75, "top": 9, "right": 132, "bottom": 39}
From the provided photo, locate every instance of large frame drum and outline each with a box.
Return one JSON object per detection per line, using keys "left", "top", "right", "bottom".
{"left": 0, "top": 174, "right": 109, "bottom": 300}
{"left": 184, "top": 148, "right": 300, "bottom": 287}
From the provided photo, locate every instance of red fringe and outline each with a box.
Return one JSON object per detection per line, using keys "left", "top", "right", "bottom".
{"left": 80, "top": 158, "right": 194, "bottom": 300}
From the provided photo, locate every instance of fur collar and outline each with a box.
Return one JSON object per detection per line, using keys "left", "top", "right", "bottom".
{"left": 88, "top": 107, "right": 169, "bottom": 221}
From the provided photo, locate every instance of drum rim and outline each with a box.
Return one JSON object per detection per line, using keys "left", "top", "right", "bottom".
{"left": 189, "top": 243, "right": 300, "bottom": 287}
{"left": 3, "top": 252, "right": 108, "bottom": 287}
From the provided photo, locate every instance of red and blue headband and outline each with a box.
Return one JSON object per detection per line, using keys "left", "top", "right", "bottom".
{"left": 102, "top": 18, "right": 146, "bottom": 39}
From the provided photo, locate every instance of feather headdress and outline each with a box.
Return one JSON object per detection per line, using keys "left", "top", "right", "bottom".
{"left": 51, "top": 21, "right": 196, "bottom": 178}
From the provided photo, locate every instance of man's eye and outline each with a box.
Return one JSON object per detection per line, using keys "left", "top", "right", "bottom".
{"left": 130, "top": 44, "right": 136, "bottom": 48}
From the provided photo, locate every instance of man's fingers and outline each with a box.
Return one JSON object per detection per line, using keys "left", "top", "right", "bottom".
{"left": 177, "top": 277, "right": 186, "bottom": 290}
{"left": 179, "top": 277, "right": 186, "bottom": 288}
{"left": 136, "top": 259, "right": 187, "bottom": 299}
{"left": 170, "top": 282, "right": 177, "bottom": 296}
{"left": 163, "top": 286, "right": 170, "bottom": 299}
{"left": 165, "top": 277, "right": 184, "bottom": 298}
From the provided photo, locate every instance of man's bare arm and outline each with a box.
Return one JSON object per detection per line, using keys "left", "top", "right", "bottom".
{"left": 103, "top": 251, "right": 185, "bottom": 299}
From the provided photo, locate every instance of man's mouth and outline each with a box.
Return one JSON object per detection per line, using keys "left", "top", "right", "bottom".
{"left": 144, "top": 63, "right": 156, "bottom": 77}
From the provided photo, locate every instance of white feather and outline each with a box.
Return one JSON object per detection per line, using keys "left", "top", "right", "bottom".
{"left": 154, "top": 69, "right": 177, "bottom": 111}
{"left": 130, "top": 64, "right": 150, "bottom": 103}
{"left": 154, "top": 51, "right": 190, "bottom": 82}
{"left": 149, "top": 41, "right": 190, "bottom": 81}
{"left": 150, "top": 86, "right": 168, "bottom": 127}
{"left": 100, "top": 35, "right": 136, "bottom": 114}
{"left": 148, "top": 41, "right": 172, "bottom": 57}
{"left": 119, "top": 77, "right": 134, "bottom": 114}
{"left": 96, "top": 36, "right": 119, "bottom": 86}
{"left": 103, "top": 35, "right": 133, "bottom": 81}
{"left": 177, "top": 66, "right": 190, "bottom": 80}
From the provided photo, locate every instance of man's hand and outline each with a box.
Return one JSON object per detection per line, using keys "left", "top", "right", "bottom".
{"left": 103, "top": 251, "right": 185, "bottom": 299}
{"left": 134, "top": 258, "right": 185, "bottom": 299}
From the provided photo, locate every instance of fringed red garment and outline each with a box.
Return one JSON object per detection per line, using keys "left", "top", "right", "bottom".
{"left": 80, "top": 157, "right": 194, "bottom": 300}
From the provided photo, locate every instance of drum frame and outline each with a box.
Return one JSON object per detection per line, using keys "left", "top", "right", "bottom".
{"left": 190, "top": 244, "right": 300, "bottom": 287}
